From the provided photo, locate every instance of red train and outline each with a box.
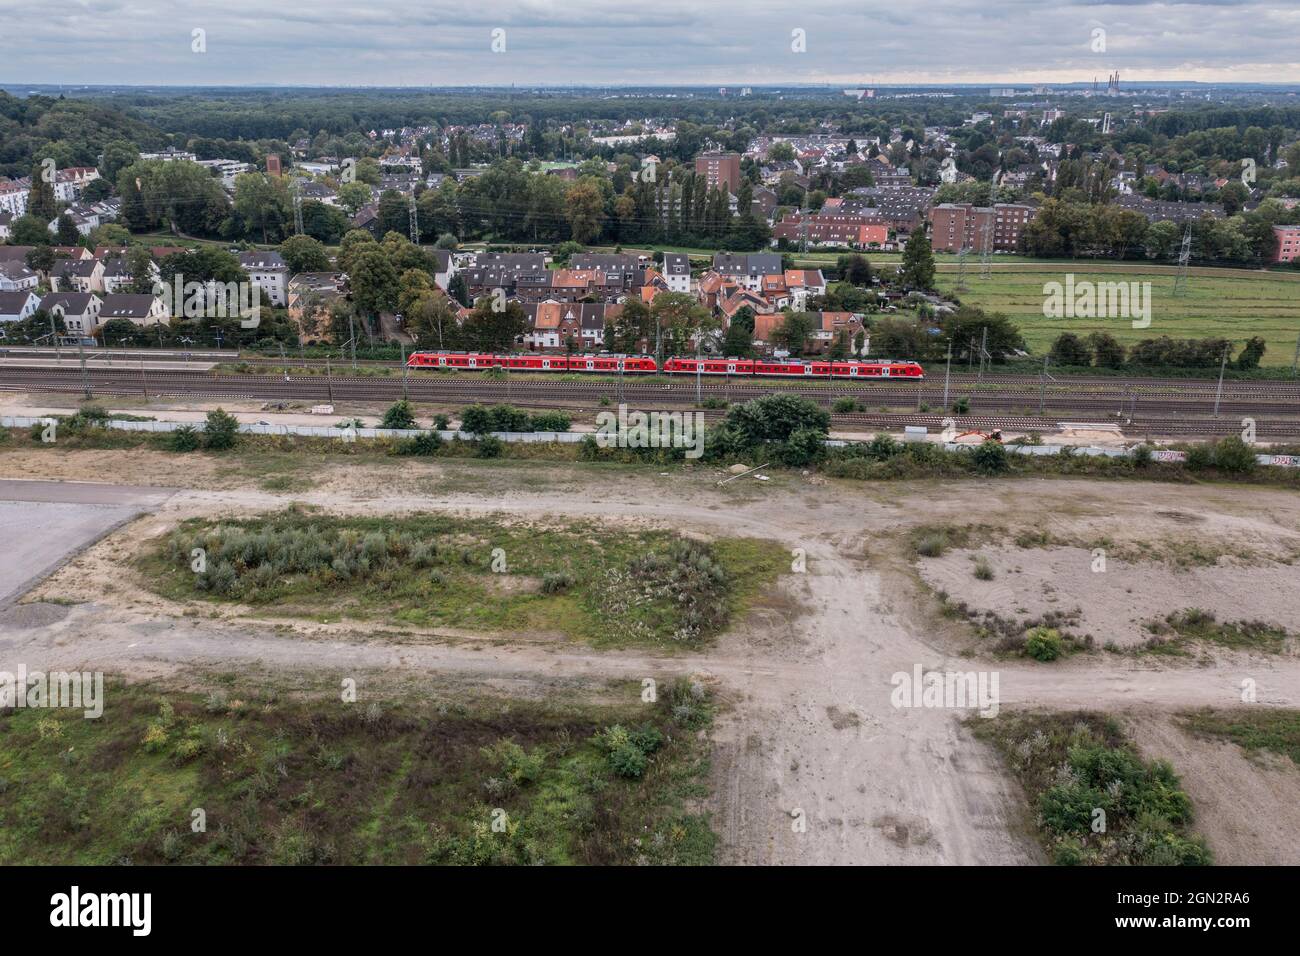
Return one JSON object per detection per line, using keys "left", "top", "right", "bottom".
{"left": 405, "top": 351, "right": 924, "bottom": 379}
{"left": 405, "top": 352, "right": 658, "bottom": 373}
{"left": 661, "top": 357, "right": 924, "bottom": 378}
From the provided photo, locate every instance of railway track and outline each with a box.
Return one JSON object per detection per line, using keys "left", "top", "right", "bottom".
{"left": 3, "top": 365, "right": 1300, "bottom": 438}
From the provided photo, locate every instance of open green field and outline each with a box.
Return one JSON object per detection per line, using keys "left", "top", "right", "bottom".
{"left": 142, "top": 509, "right": 787, "bottom": 648}
{"left": 939, "top": 261, "right": 1300, "bottom": 365}
{"left": 0, "top": 678, "right": 717, "bottom": 865}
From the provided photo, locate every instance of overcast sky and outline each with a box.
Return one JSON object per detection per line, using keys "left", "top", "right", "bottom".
{"left": 3, "top": 0, "right": 1298, "bottom": 87}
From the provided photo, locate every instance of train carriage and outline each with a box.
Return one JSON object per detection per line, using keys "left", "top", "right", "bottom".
{"left": 407, "top": 351, "right": 922, "bottom": 379}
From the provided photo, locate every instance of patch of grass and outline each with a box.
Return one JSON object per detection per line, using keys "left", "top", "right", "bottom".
{"left": 141, "top": 509, "right": 786, "bottom": 649}
{"left": 1179, "top": 708, "right": 1300, "bottom": 765}
{"left": 971, "top": 711, "right": 1211, "bottom": 866}
{"left": 0, "top": 677, "right": 717, "bottom": 865}
{"left": 1142, "top": 609, "right": 1290, "bottom": 654}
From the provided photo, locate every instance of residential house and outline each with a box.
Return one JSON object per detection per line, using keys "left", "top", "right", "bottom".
{"left": 51, "top": 257, "right": 105, "bottom": 293}
{"left": 929, "top": 202, "right": 1036, "bottom": 253}
{"left": 0, "top": 290, "right": 40, "bottom": 323}
{"left": 661, "top": 252, "right": 692, "bottom": 294}
{"left": 39, "top": 292, "right": 102, "bottom": 336}
{"left": 238, "top": 251, "right": 289, "bottom": 307}
{"left": 99, "top": 293, "right": 169, "bottom": 326}
{"left": 0, "top": 260, "right": 40, "bottom": 292}
{"left": 712, "top": 253, "right": 784, "bottom": 291}
{"left": 1274, "top": 225, "right": 1300, "bottom": 264}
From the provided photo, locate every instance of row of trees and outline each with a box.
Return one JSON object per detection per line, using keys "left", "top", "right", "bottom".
{"left": 1020, "top": 196, "right": 1298, "bottom": 263}
{"left": 1048, "top": 332, "right": 1267, "bottom": 370}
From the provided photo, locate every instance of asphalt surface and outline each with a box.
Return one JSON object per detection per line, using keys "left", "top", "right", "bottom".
{"left": 0, "top": 480, "right": 174, "bottom": 607}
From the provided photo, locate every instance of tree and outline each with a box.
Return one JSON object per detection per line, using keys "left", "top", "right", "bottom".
{"left": 723, "top": 393, "right": 830, "bottom": 445}
{"left": 279, "top": 235, "right": 330, "bottom": 275}
{"left": 460, "top": 297, "right": 527, "bottom": 352}
{"left": 899, "top": 231, "right": 935, "bottom": 290}
{"left": 1087, "top": 332, "right": 1126, "bottom": 369}
{"left": 54, "top": 215, "right": 81, "bottom": 246}
{"left": 564, "top": 179, "right": 605, "bottom": 244}
{"left": 202, "top": 408, "right": 239, "bottom": 450}
{"left": 12, "top": 215, "right": 51, "bottom": 246}
{"left": 1048, "top": 333, "right": 1093, "bottom": 367}
{"left": 772, "top": 312, "right": 816, "bottom": 356}
{"left": 336, "top": 181, "right": 373, "bottom": 214}
{"left": 838, "top": 253, "right": 873, "bottom": 286}
{"left": 380, "top": 400, "right": 417, "bottom": 429}
{"left": 27, "top": 164, "right": 58, "bottom": 222}
{"left": 233, "top": 173, "right": 292, "bottom": 244}
{"left": 1236, "top": 336, "right": 1266, "bottom": 370}
{"left": 126, "top": 246, "right": 156, "bottom": 294}
{"left": 349, "top": 247, "right": 400, "bottom": 319}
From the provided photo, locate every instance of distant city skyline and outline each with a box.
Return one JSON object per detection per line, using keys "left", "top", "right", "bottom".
{"left": 2, "top": 0, "right": 1297, "bottom": 87}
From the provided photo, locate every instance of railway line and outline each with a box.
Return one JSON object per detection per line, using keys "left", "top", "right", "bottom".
{"left": 3, "top": 364, "right": 1300, "bottom": 439}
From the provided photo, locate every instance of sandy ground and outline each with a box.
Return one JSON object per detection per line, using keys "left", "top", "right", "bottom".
{"left": 919, "top": 546, "right": 1300, "bottom": 650}
{"left": 1, "top": 450, "right": 1299, "bottom": 865}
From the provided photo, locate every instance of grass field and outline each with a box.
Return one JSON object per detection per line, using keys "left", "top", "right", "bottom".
{"left": 0, "top": 678, "right": 717, "bottom": 865}
{"left": 142, "top": 509, "right": 787, "bottom": 648}
{"left": 934, "top": 260, "right": 1300, "bottom": 365}
{"left": 1180, "top": 708, "right": 1300, "bottom": 765}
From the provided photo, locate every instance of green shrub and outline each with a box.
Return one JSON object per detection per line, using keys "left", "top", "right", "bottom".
{"left": 202, "top": 408, "right": 239, "bottom": 450}
{"left": 832, "top": 396, "right": 861, "bottom": 414}
{"left": 915, "top": 532, "right": 948, "bottom": 558}
{"left": 379, "top": 399, "right": 416, "bottom": 430}
{"left": 951, "top": 397, "right": 971, "bottom": 415}
{"left": 529, "top": 411, "right": 571, "bottom": 432}
{"left": 1185, "top": 444, "right": 1212, "bottom": 470}
{"left": 168, "top": 425, "right": 202, "bottom": 452}
{"left": 578, "top": 434, "right": 601, "bottom": 461}
{"left": 459, "top": 404, "right": 492, "bottom": 435}
{"left": 476, "top": 435, "right": 504, "bottom": 458}
{"left": 1025, "top": 626, "right": 1063, "bottom": 662}
{"left": 1131, "top": 443, "right": 1153, "bottom": 467}
{"left": 779, "top": 427, "right": 826, "bottom": 466}
{"left": 432, "top": 413, "right": 451, "bottom": 430}
{"left": 973, "top": 556, "right": 994, "bottom": 580}
{"left": 866, "top": 433, "right": 901, "bottom": 460}
{"left": 971, "top": 439, "right": 1008, "bottom": 474}
{"left": 395, "top": 431, "right": 442, "bottom": 456}
{"left": 541, "top": 572, "right": 574, "bottom": 593}
{"left": 1211, "top": 435, "right": 1257, "bottom": 474}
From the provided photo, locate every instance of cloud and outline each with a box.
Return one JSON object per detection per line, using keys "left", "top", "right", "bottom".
{"left": 0, "top": 0, "right": 1296, "bottom": 85}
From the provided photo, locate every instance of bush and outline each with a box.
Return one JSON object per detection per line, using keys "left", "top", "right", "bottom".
{"left": 380, "top": 399, "right": 416, "bottom": 430}
{"left": 1131, "top": 443, "right": 1153, "bottom": 467}
{"left": 724, "top": 393, "right": 830, "bottom": 445}
{"left": 432, "top": 413, "right": 451, "bottom": 430}
{"left": 1025, "top": 626, "right": 1063, "bottom": 662}
{"left": 970, "top": 439, "right": 1008, "bottom": 474}
{"left": 578, "top": 434, "right": 601, "bottom": 461}
{"left": 1185, "top": 444, "right": 1213, "bottom": 471}
{"left": 915, "top": 531, "right": 948, "bottom": 557}
{"left": 951, "top": 397, "right": 971, "bottom": 415}
{"left": 529, "top": 411, "right": 571, "bottom": 432}
{"left": 168, "top": 424, "right": 202, "bottom": 452}
{"left": 460, "top": 404, "right": 492, "bottom": 435}
{"left": 202, "top": 408, "right": 239, "bottom": 450}
{"left": 476, "top": 435, "right": 503, "bottom": 458}
{"left": 973, "top": 556, "right": 994, "bottom": 580}
{"left": 832, "top": 396, "right": 861, "bottom": 414}
{"left": 1211, "top": 435, "right": 1257, "bottom": 474}
{"left": 541, "top": 571, "right": 574, "bottom": 593}
{"left": 779, "top": 427, "right": 826, "bottom": 466}
{"left": 395, "top": 431, "right": 442, "bottom": 456}
{"left": 866, "top": 433, "right": 901, "bottom": 460}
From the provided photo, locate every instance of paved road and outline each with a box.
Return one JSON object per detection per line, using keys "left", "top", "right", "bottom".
{"left": 0, "top": 480, "right": 174, "bottom": 606}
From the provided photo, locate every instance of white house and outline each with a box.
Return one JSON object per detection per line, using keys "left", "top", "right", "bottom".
{"left": 662, "top": 252, "right": 692, "bottom": 294}
{"left": 238, "top": 251, "right": 288, "bottom": 307}
{"left": 100, "top": 293, "right": 170, "bottom": 327}
{"left": 0, "top": 290, "right": 40, "bottom": 323}
{"left": 0, "top": 181, "right": 28, "bottom": 218}
{"left": 0, "top": 260, "right": 40, "bottom": 292}
{"left": 40, "top": 292, "right": 102, "bottom": 336}
{"left": 51, "top": 257, "right": 105, "bottom": 294}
